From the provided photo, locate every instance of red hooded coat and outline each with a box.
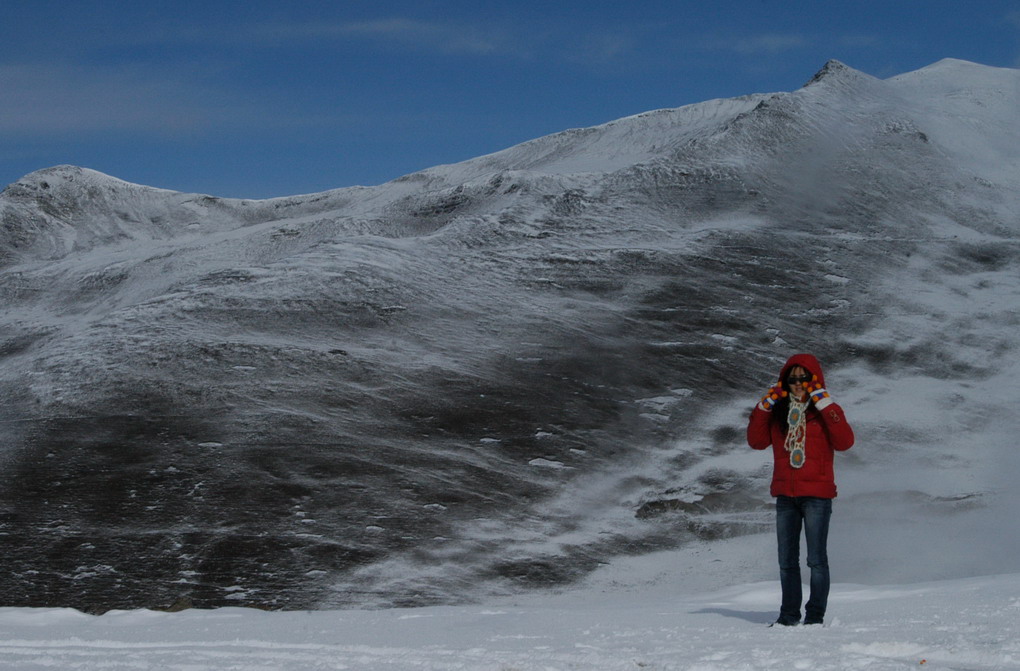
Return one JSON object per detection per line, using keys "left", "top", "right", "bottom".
{"left": 747, "top": 353, "right": 854, "bottom": 499}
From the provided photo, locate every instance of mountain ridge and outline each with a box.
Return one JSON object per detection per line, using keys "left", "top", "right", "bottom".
{"left": 1, "top": 58, "right": 1018, "bottom": 611}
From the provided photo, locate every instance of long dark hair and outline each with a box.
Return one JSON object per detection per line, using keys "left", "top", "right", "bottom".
{"left": 772, "top": 378, "right": 816, "bottom": 433}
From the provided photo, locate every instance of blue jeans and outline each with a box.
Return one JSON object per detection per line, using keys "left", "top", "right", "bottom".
{"left": 776, "top": 496, "right": 832, "bottom": 624}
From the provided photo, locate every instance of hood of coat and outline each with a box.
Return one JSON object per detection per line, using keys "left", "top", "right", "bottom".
{"left": 779, "top": 353, "right": 826, "bottom": 387}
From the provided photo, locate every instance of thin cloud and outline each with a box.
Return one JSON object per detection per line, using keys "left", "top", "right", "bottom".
{"left": 837, "top": 34, "right": 881, "bottom": 48}
{"left": 50, "top": 17, "right": 522, "bottom": 59}
{"left": 0, "top": 62, "right": 343, "bottom": 137}
{"left": 338, "top": 19, "right": 503, "bottom": 55}
{"left": 249, "top": 18, "right": 517, "bottom": 57}
{"left": 48, "top": 16, "right": 630, "bottom": 67}
{"left": 567, "top": 31, "right": 639, "bottom": 66}
{"left": 0, "top": 63, "right": 205, "bottom": 135}
{"left": 705, "top": 33, "right": 812, "bottom": 55}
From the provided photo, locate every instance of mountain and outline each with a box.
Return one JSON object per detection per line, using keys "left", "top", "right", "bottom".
{"left": 1, "top": 58, "right": 1018, "bottom": 612}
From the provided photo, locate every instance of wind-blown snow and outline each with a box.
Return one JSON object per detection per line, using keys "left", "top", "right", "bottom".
{"left": 0, "top": 57, "right": 1019, "bottom": 613}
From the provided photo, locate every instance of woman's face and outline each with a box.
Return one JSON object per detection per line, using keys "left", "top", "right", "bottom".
{"left": 786, "top": 365, "right": 811, "bottom": 401}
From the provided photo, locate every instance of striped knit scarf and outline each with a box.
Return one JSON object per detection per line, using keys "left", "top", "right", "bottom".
{"left": 784, "top": 396, "right": 808, "bottom": 468}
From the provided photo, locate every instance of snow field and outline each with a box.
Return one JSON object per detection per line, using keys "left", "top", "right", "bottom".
{"left": 0, "top": 568, "right": 1017, "bottom": 670}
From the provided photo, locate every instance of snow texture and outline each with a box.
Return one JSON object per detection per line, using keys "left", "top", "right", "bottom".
{"left": 0, "top": 568, "right": 1017, "bottom": 669}
{"left": 0, "top": 58, "right": 1019, "bottom": 614}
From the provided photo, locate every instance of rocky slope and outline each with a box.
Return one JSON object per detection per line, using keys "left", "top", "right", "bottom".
{"left": 0, "top": 59, "right": 1017, "bottom": 611}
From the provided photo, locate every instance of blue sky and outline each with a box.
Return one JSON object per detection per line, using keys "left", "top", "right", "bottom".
{"left": 2, "top": 1, "right": 1018, "bottom": 199}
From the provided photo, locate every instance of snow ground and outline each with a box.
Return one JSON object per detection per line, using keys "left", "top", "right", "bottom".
{"left": 1, "top": 546, "right": 1017, "bottom": 671}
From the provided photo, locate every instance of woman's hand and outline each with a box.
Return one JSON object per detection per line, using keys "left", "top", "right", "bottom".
{"left": 806, "top": 375, "right": 834, "bottom": 409}
{"left": 758, "top": 382, "right": 787, "bottom": 411}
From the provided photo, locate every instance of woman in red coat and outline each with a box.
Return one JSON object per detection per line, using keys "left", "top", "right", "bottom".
{"left": 747, "top": 353, "right": 854, "bottom": 626}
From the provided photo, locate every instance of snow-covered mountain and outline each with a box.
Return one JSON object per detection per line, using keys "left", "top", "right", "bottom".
{"left": 0, "top": 58, "right": 1018, "bottom": 612}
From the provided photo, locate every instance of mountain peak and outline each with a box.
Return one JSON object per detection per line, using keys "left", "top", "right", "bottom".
{"left": 16, "top": 164, "right": 111, "bottom": 185}
{"left": 3, "top": 165, "right": 128, "bottom": 200}
{"left": 802, "top": 59, "right": 865, "bottom": 88}
{"left": 922, "top": 57, "right": 1006, "bottom": 72}
{"left": 2, "top": 165, "right": 198, "bottom": 206}
{"left": 889, "top": 57, "right": 1020, "bottom": 90}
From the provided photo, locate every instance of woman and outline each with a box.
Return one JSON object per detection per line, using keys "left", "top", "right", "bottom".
{"left": 747, "top": 353, "right": 854, "bottom": 626}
